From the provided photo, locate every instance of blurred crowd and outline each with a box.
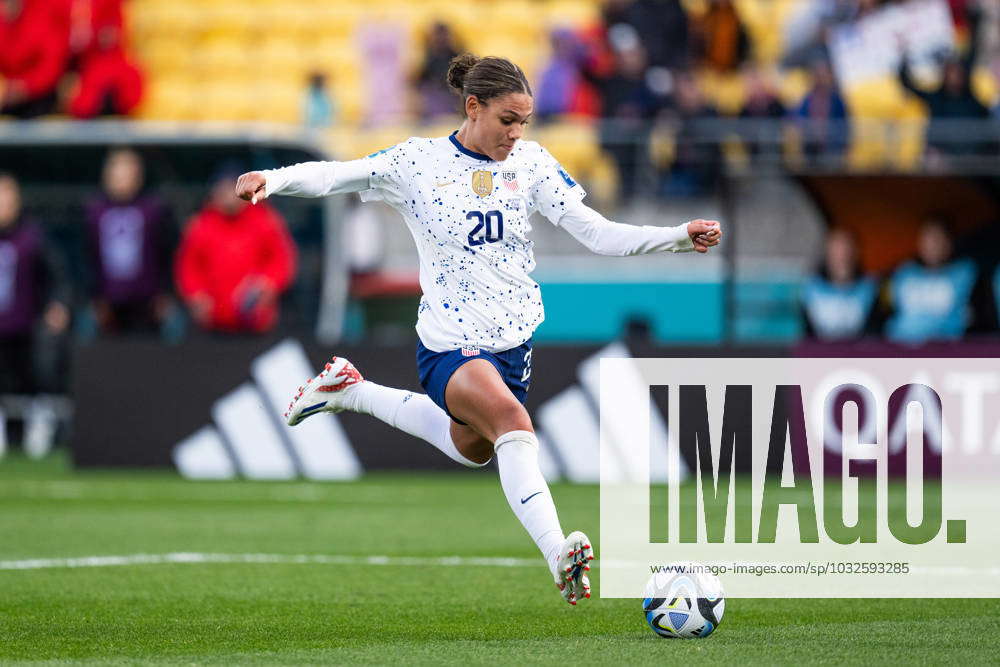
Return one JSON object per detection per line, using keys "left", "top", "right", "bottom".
{"left": 0, "top": 151, "right": 297, "bottom": 396}
{"left": 396, "top": 0, "right": 999, "bottom": 196}
{"left": 0, "top": 0, "right": 144, "bottom": 118}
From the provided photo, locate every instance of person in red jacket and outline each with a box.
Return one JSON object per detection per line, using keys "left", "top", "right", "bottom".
{"left": 175, "top": 165, "right": 297, "bottom": 334}
{"left": 66, "top": 0, "right": 144, "bottom": 118}
{"left": 0, "top": 0, "right": 70, "bottom": 118}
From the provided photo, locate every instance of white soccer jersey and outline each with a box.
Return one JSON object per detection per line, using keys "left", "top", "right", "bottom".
{"left": 262, "top": 132, "right": 696, "bottom": 353}
{"left": 266, "top": 134, "right": 587, "bottom": 353}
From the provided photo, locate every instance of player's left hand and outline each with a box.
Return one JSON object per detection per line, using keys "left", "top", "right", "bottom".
{"left": 686, "top": 219, "right": 722, "bottom": 253}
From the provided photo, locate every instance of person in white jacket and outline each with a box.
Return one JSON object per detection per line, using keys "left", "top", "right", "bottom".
{"left": 236, "top": 53, "right": 722, "bottom": 606}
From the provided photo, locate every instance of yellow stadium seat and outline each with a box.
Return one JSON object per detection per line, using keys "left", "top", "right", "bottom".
{"left": 972, "top": 66, "right": 999, "bottom": 107}
{"left": 194, "top": 38, "right": 250, "bottom": 79}
{"left": 196, "top": 82, "right": 260, "bottom": 122}
{"left": 735, "top": 0, "right": 800, "bottom": 64}
{"left": 843, "top": 76, "right": 928, "bottom": 170}
{"left": 136, "top": 40, "right": 195, "bottom": 77}
{"left": 778, "top": 68, "right": 810, "bottom": 110}
{"left": 532, "top": 121, "right": 601, "bottom": 177}
{"left": 538, "top": 0, "right": 600, "bottom": 29}
{"left": 136, "top": 76, "right": 199, "bottom": 121}
{"left": 700, "top": 70, "right": 746, "bottom": 115}
{"left": 257, "top": 82, "right": 306, "bottom": 124}
{"left": 304, "top": 4, "right": 365, "bottom": 42}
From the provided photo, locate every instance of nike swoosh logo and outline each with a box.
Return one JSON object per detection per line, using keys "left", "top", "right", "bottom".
{"left": 520, "top": 491, "right": 543, "bottom": 504}
{"left": 436, "top": 181, "right": 455, "bottom": 188}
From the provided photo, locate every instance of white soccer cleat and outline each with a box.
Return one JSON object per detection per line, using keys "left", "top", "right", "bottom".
{"left": 554, "top": 530, "right": 594, "bottom": 605}
{"left": 284, "top": 356, "right": 365, "bottom": 426}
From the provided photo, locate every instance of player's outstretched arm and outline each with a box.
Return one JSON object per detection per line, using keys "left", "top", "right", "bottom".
{"left": 557, "top": 200, "right": 722, "bottom": 256}
{"left": 236, "top": 157, "right": 382, "bottom": 203}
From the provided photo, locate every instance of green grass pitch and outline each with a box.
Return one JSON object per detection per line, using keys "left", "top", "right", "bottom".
{"left": 1, "top": 453, "right": 997, "bottom": 665}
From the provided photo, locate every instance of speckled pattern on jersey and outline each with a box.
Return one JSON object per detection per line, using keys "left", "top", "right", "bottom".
{"left": 358, "top": 134, "right": 586, "bottom": 353}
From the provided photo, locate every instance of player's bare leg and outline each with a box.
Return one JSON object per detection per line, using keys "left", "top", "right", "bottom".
{"left": 446, "top": 360, "right": 594, "bottom": 605}
{"left": 284, "top": 356, "right": 486, "bottom": 468}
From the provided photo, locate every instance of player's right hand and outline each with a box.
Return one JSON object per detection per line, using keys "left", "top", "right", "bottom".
{"left": 235, "top": 171, "right": 267, "bottom": 204}
{"left": 686, "top": 219, "right": 722, "bottom": 253}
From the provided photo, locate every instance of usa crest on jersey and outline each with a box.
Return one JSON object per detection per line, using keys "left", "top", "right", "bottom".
{"left": 501, "top": 170, "right": 519, "bottom": 192}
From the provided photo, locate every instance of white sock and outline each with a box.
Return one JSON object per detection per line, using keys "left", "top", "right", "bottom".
{"left": 494, "top": 430, "right": 565, "bottom": 575}
{"left": 344, "top": 381, "right": 486, "bottom": 468}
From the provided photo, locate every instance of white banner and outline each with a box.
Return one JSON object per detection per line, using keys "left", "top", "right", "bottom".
{"left": 829, "top": 0, "right": 955, "bottom": 89}
{"left": 600, "top": 357, "right": 1000, "bottom": 598}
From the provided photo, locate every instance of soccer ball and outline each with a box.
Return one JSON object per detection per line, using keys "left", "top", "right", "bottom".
{"left": 642, "top": 562, "right": 725, "bottom": 639}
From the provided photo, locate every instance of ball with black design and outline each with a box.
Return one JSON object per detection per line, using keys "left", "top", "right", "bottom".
{"left": 642, "top": 562, "right": 726, "bottom": 639}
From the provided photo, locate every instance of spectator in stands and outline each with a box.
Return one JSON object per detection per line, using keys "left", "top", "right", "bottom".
{"left": 738, "top": 66, "right": 786, "bottom": 157}
{"left": 0, "top": 0, "right": 70, "bottom": 118}
{"left": 898, "top": 56, "right": 992, "bottom": 159}
{"left": 84, "top": 148, "right": 177, "bottom": 336}
{"left": 358, "top": 19, "right": 407, "bottom": 127}
{"left": 414, "top": 22, "right": 461, "bottom": 121}
{"left": 691, "top": 0, "right": 750, "bottom": 73}
{"left": 885, "top": 218, "right": 977, "bottom": 344}
{"left": 66, "top": 0, "right": 143, "bottom": 118}
{"left": 663, "top": 71, "right": 721, "bottom": 197}
{"left": 591, "top": 27, "right": 663, "bottom": 200}
{"left": 801, "top": 228, "right": 879, "bottom": 340}
{"left": 781, "top": 0, "right": 863, "bottom": 69}
{"left": 68, "top": 0, "right": 122, "bottom": 61}
{"left": 535, "top": 28, "right": 589, "bottom": 120}
{"left": 601, "top": 0, "right": 690, "bottom": 70}
{"left": 302, "top": 71, "right": 336, "bottom": 130}
{"left": 795, "top": 59, "right": 849, "bottom": 163}
{"left": 175, "top": 164, "right": 296, "bottom": 334}
{"left": 0, "top": 173, "right": 71, "bottom": 395}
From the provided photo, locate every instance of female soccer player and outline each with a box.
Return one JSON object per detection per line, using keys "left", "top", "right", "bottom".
{"left": 236, "top": 54, "right": 722, "bottom": 606}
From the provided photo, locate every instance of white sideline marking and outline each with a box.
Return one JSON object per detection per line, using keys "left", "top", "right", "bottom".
{"left": 0, "top": 553, "right": 543, "bottom": 571}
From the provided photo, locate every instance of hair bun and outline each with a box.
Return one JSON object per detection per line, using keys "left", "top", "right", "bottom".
{"left": 446, "top": 53, "right": 479, "bottom": 93}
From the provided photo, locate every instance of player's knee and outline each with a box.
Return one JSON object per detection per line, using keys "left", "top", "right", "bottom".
{"left": 492, "top": 400, "right": 532, "bottom": 435}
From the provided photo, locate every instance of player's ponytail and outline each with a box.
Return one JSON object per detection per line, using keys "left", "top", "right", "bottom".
{"left": 446, "top": 53, "right": 532, "bottom": 116}
{"left": 447, "top": 53, "right": 479, "bottom": 94}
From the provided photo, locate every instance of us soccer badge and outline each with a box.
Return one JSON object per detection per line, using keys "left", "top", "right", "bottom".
{"left": 471, "top": 170, "right": 493, "bottom": 197}
{"left": 501, "top": 170, "right": 519, "bottom": 192}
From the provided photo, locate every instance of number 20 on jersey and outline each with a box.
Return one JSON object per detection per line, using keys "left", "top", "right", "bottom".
{"left": 466, "top": 210, "right": 504, "bottom": 247}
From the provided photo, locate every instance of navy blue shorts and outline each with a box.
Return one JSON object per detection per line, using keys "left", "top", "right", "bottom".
{"left": 416, "top": 339, "right": 533, "bottom": 424}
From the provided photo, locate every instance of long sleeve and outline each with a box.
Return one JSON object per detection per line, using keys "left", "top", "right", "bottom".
{"left": 262, "top": 158, "right": 375, "bottom": 198}
{"left": 262, "top": 141, "right": 409, "bottom": 200}
{"left": 555, "top": 199, "right": 694, "bottom": 256}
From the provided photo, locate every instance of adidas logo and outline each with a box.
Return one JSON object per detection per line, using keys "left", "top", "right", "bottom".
{"left": 172, "top": 339, "right": 362, "bottom": 481}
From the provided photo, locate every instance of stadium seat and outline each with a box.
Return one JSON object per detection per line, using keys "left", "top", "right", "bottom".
{"left": 734, "top": 0, "right": 800, "bottom": 63}
{"left": 700, "top": 70, "right": 746, "bottom": 116}
{"left": 124, "top": 0, "right": 588, "bottom": 125}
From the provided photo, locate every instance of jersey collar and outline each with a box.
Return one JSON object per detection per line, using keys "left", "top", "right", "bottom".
{"left": 449, "top": 131, "right": 493, "bottom": 162}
